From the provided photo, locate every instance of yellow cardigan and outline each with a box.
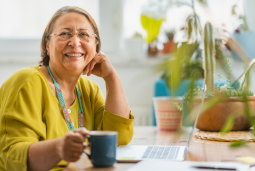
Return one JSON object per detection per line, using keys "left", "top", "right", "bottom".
{"left": 0, "top": 66, "right": 134, "bottom": 171}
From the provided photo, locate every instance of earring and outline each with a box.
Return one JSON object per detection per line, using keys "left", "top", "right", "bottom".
{"left": 47, "top": 51, "right": 49, "bottom": 56}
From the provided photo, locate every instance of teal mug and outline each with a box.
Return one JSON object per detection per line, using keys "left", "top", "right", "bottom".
{"left": 84, "top": 131, "right": 118, "bottom": 167}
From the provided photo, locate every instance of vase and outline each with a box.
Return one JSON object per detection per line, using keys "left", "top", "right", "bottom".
{"left": 153, "top": 97, "right": 183, "bottom": 130}
{"left": 124, "top": 37, "right": 145, "bottom": 61}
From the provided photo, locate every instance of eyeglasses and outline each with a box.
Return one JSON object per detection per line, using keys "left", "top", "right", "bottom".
{"left": 49, "top": 31, "right": 98, "bottom": 43}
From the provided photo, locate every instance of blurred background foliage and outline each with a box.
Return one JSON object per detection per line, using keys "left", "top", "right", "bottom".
{"left": 141, "top": 0, "right": 255, "bottom": 148}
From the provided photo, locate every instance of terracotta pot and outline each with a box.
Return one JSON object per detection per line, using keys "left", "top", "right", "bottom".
{"left": 161, "top": 40, "right": 177, "bottom": 54}
{"left": 148, "top": 39, "right": 158, "bottom": 56}
{"left": 189, "top": 96, "right": 255, "bottom": 131}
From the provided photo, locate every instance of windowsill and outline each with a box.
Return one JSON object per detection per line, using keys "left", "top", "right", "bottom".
{"left": 109, "top": 53, "right": 169, "bottom": 67}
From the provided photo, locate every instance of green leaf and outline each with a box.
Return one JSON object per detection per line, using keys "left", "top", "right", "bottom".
{"left": 203, "top": 22, "right": 215, "bottom": 92}
{"left": 163, "top": 43, "right": 200, "bottom": 95}
{"left": 174, "top": 102, "right": 183, "bottom": 111}
{"left": 230, "top": 140, "right": 248, "bottom": 148}
{"left": 232, "top": 5, "right": 237, "bottom": 15}
{"left": 240, "top": 16, "right": 248, "bottom": 31}
{"left": 198, "top": 0, "right": 207, "bottom": 4}
{"left": 239, "top": 59, "right": 255, "bottom": 91}
{"left": 187, "top": 18, "right": 193, "bottom": 40}
{"left": 220, "top": 114, "right": 234, "bottom": 136}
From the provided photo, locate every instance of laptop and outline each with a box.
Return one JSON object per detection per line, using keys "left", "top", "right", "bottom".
{"left": 116, "top": 85, "right": 207, "bottom": 163}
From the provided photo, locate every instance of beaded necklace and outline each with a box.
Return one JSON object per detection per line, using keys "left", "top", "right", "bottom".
{"left": 47, "top": 66, "right": 85, "bottom": 130}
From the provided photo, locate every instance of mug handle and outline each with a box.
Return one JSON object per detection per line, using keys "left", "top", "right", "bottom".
{"left": 83, "top": 135, "right": 91, "bottom": 159}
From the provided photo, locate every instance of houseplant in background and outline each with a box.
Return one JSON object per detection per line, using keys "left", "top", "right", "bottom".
{"left": 160, "top": 30, "right": 177, "bottom": 54}
{"left": 175, "top": 22, "right": 255, "bottom": 134}
{"left": 152, "top": 41, "right": 204, "bottom": 130}
{"left": 136, "top": 0, "right": 255, "bottom": 150}
{"left": 140, "top": 0, "right": 233, "bottom": 127}
{"left": 142, "top": 0, "right": 215, "bottom": 129}
{"left": 140, "top": 1, "right": 165, "bottom": 57}
{"left": 140, "top": 0, "right": 255, "bottom": 134}
{"left": 152, "top": 14, "right": 205, "bottom": 130}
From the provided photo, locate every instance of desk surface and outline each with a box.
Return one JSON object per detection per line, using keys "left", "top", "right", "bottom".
{"left": 65, "top": 126, "right": 255, "bottom": 171}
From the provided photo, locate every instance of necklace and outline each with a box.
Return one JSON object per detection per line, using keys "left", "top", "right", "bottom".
{"left": 47, "top": 66, "right": 85, "bottom": 130}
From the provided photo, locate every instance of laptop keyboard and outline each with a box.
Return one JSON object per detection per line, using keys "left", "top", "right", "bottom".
{"left": 142, "top": 146, "right": 180, "bottom": 160}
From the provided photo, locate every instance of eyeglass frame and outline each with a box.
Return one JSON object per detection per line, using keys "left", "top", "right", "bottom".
{"left": 48, "top": 31, "right": 98, "bottom": 44}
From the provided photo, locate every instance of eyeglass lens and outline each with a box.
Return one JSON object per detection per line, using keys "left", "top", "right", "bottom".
{"left": 59, "top": 32, "right": 94, "bottom": 42}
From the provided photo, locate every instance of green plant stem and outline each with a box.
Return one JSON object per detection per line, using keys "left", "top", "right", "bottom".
{"left": 239, "top": 59, "right": 255, "bottom": 91}
{"left": 203, "top": 22, "right": 215, "bottom": 92}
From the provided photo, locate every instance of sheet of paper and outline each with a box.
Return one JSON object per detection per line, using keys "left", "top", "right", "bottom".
{"left": 126, "top": 160, "right": 250, "bottom": 171}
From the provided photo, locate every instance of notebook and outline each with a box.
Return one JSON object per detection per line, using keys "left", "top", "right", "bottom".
{"left": 125, "top": 160, "right": 250, "bottom": 171}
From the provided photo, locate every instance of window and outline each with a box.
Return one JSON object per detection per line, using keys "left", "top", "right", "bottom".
{"left": 0, "top": 0, "right": 246, "bottom": 62}
{"left": 0, "top": 0, "right": 99, "bottom": 61}
{"left": 0, "top": 0, "right": 99, "bottom": 38}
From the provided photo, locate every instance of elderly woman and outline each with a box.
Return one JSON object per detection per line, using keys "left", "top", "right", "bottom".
{"left": 0, "top": 6, "right": 134, "bottom": 171}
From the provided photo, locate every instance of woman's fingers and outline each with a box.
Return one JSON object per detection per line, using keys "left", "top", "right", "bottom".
{"left": 89, "top": 53, "right": 105, "bottom": 71}
{"left": 84, "top": 52, "right": 114, "bottom": 78}
{"left": 60, "top": 128, "right": 89, "bottom": 162}
{"left": 87, "top": 70, "right": 92, "bottom": 76}
{"left": 83, "top": 52, "right": 103, "bottom": 76}
{"left": 66, "top": 131, "right": 84, "bottom": 143}
{"left": 73, "top": 127, "right": 90, "bottom": 136}
{"left": 69, "top": 142, "right": 84, "bottom": 152}
{"left": 65, "top": 150, "right": 82, "bottom": 162}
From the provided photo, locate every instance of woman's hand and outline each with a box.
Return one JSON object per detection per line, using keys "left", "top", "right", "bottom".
{"left": 83, "top": 52, "right": 116, "bottom": 79}
{"left": 57, "top": 128, "right": 89, "bottom": 162}
{"left": 83, "top": 52, "right": 130, "bottom": 119}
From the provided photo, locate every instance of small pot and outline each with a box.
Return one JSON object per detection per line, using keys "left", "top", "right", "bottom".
{"left": 189, "top": 96, "right": 255, "bottom": 131}
{"left": 153, "top": 97, "right": 183, "bottom": 130}
{"left": 161, "top": 40, "right": 177, "bottom": 54}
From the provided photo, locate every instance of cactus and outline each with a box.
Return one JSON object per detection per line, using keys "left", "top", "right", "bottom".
{"left": 203, "top": 22, "right": 215, "bottom": 92}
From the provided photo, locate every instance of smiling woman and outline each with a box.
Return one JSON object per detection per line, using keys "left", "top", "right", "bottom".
{"left": 0, "top": 6, "right": 134, "bottom": 171}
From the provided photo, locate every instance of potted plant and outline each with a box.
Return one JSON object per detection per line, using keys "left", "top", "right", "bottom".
{"left": 152, "top": 15, "right": 205, "bottom": 129}
{"left": 140, "top": 0, "right": 253, "bottom": 131}
{"left": 175, "top": 22, "right": 255, "bottom": 132}
{"left": 160, "top": 30, "right": 177, "bottom": 54}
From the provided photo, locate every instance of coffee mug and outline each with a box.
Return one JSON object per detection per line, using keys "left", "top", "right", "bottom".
{"left": 84, "top": 131, "right": 118, "bottom": 167}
